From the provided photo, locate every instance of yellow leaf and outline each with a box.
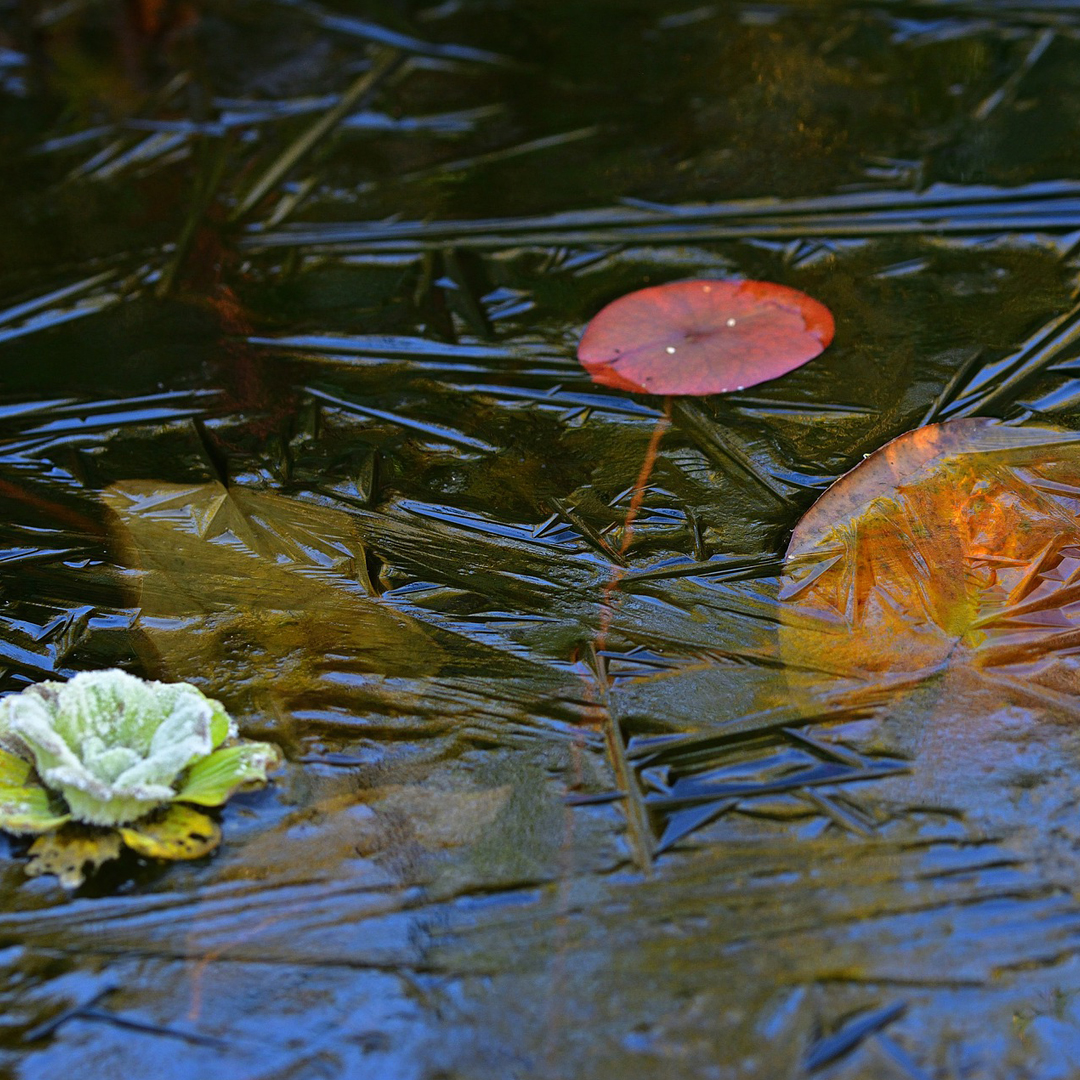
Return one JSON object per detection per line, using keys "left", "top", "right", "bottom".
{"left": 782, "top": 419, "right": 1080, "bottom": 681}
{"left": 0, "top": 748, "right": 33, "bottom": 787}
{"left": 26, "top": 827, "right": 123, "bottom": 889}
{"left": 0, "top": 751, "right": 72, "bottom": 834}
{"left": 119, "top": 804, "right": 221, "bottom": 860}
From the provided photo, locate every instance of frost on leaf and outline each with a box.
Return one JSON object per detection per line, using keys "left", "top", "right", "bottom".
{"left": 0, "top": 669, "right": 279, "bottom": 886}
{"left": 0, "top": 670, "right": 237, "bottom": 826}
{"left": 0, "top": 748, "right": 71, "bottom": 834}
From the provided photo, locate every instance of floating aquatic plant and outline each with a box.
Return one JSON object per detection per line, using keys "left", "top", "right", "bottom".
{"left": 0, "top": 669, "right": 280, "bottom": 887}
{"left": 575, "top": 277, "right": 837, "bottom": 545}
{"left": 577, "top": 278, "right": 834, "bottom": 396}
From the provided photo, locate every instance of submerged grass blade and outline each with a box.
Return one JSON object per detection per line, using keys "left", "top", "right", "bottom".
{"left": 548, "top": 497, "right": 627, "bottom": 566}
{"left": 156, "top": 135, "right": 233, "bottom": 299}
{"left": 805, "top": 1002, "right": 908, "bottom": 1073}
{"left": 288, "top": 0, "right": 514, "bottom": 66}
{"left": 798, "top": 789, "right": 874, "bottom": 837}
{"left": 973, "top": 28, "right": 1055, "bottom": 121}
{"left": 918, "top": 347, "right": 985, "bottom": 426}
{"left": 230, "top": 47, "right": 403, "bottom": 222}
{"left": 0, "top": 271, "right": 118, "bottom": 329}
{"left": 670, "top": 399, "right": 791, "bottom": 503}
{"left": 396, "top": 126, "right": 600, "bottom": 186}
{"left": 618, "top": 554, "right": 784, "bottom": 585}
{"left": 64, "top": 71, "right": 192, "bottom": 183}
{"left": 305, "top": 385, "right": 497, "bottom": 452}
{"left": 586, "top": 644, "right": 654, "bottom": 874}
{"left": 439, "top": 248, "right": 493, "bottom": 339}
{"left": 655, "top": 798, "right": 737, "bottom": 853}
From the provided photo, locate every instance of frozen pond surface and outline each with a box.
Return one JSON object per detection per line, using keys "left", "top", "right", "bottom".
{"left": 5, "top": 1, "right": 1080, "bottom": 1076}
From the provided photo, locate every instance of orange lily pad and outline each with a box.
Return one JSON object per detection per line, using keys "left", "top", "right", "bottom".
{"left": 781, "top": 418, "right": 1080, "bottom": 685}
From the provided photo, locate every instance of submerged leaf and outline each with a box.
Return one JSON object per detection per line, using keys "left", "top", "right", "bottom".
{"left": 118, "top": 804, "right": 221, "bottom": 860}
{"left": 25, "top": 826, "right": 124, "bottom": 889}
{"left": 775, "top": 420, "right": 1080, "bottom": 833}
{"left": 103, "top": 481, "right": 445, "bottom": 692}
{"left": 217, "top": 783, "right": 512, "bottom": 884}
{"left": 577, "top": 279, "right": 834, "bottom": 396}
{"left": 781, "top": 418, "right": 1080, "bottom": 681}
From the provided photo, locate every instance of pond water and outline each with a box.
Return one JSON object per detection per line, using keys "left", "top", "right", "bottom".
{"left": 4, "top": 1, "right": 1080, "bottom": 1076}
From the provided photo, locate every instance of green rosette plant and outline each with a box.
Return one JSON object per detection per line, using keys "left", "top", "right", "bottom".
{"left": 0, "top": 669, "right": 280, "bottom": 887}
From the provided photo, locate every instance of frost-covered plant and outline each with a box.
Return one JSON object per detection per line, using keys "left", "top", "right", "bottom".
{"left": 0, "top": 670, "right": 280, "bottom": 886}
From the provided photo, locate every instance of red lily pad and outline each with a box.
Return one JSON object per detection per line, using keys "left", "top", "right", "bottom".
{"left": 577, "top": 279, "right": 834, "bottom": 396}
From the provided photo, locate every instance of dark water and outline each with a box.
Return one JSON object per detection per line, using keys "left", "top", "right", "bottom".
{"left": 4, "top": 1, "right": 1080, "bottom": 1076}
